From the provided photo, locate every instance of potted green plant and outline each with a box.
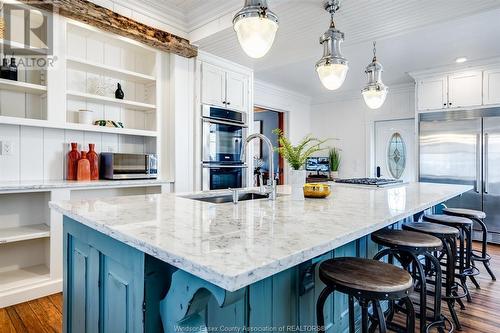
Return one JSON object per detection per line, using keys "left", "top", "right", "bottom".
{"left": 273, "top": 129, "right": 329, "bottom": 200}
{"left": 328, "top": 147, "right": 341, "bottom": 179}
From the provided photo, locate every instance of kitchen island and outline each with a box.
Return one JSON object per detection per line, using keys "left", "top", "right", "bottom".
{"left": 49, "top": 182, "right": 470, "bottom": 332}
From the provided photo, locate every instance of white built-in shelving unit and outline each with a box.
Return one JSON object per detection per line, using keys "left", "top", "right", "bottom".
{"left": 0, "top": 16, "right": 170, "bottom": 307}
{"left": 0, "top": 78, "right": 47, "bottom": 95}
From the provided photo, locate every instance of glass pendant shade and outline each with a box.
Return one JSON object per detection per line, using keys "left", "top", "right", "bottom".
{"left": 233, "top": 0, "right": 279, "bottom": 59}
{"left": 362, "top": 43, "right": 388, "bottom": 109}
{"left": 316, "top": 63, "right": 348, "bottom": 90}
{"left": 362, "top": 86, "right": 388, "bottom": 109}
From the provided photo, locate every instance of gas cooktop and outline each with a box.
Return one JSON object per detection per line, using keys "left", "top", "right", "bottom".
{"left": 335, "top": 178, "right": 403, "bottom": 186}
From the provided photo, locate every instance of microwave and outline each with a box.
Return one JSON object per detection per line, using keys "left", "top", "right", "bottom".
{"left": 100, "top": 153, "right": 158, "bottom": 180}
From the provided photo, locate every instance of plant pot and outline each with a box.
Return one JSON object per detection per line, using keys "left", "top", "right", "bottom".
{"left": 330, "top": 171, "right": 339, "bottom": 179}
{"left": 289, "top": 169, "right": 306, "bottom": 200}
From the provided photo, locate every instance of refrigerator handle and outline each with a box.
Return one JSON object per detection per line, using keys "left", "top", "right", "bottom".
{"left": 476, "top": 133, "right": 482, "bottom": 193}
{"left": 484, "top": 133, "right": 489, "bottom": 194}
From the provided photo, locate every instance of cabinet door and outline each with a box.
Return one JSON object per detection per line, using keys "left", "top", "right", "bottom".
{"left": 66, "top": 237, "right": 100, "bottom": 333}
{"left": 101, "top": 255, "right": 144, "bottom": 333}
{"left": 417, "top": 76, "right": 448, "bottom": 111}
{"left": 483, "top": 69, "right": 500, "bottom": 105}
{"left": 225, "top": 71, "right": 248, "bottom": 112}
{"left": 201, "top": 62, "right": 226, "bottom": 108}
{"left": 448, "top": 71, "right": 483, "bottom": 108}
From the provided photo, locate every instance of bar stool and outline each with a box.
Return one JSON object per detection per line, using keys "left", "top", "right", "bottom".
{"left": 402, "top": 222, "right": 463, "bottom": 330}
{"left": 372, "top": 229, "right": 444, "bottom": 333}
{"left": 316, "top": 257, "right": 415, "bottom": 333}
{"left": 423, "top": 214, "right": 480, "bottom": 301}
{"left": 443, "top": 208, "right": 496, "bottom": 281}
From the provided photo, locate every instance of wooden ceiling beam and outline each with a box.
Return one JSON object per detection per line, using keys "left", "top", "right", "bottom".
{"left": 18, "top": 0, "right": 198, "bottom": 58}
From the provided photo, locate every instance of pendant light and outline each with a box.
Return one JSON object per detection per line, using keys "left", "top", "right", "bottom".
{"left": 233, "top": 0, "right": 279, "bottom": 59}
{"left": 316, "top": 0, "right": 348, "bottom": 90}
{"left": 362, "top": 41, "right": 388, "bottom": 109}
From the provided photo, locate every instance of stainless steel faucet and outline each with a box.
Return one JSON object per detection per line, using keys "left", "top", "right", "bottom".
{"left": 242, "top": 133, "right": 277, "bottom": 200}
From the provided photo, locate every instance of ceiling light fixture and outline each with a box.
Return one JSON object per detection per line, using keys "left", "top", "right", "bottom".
{"left": 455, "top": 57, "right": 467, "bottom": 63}
{"left": 362, "top": 41, "right": 388, "bottom": 110}
{"left": 316, "top": 0, "right": 348, "bottom": 90}
{"left": 233, "top": 0, "right": 279, "bottom": 59}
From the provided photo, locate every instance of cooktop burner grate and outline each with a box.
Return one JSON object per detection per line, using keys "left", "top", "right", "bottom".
{"left": 335, "top": 178, "right": 403, "bottom": 186}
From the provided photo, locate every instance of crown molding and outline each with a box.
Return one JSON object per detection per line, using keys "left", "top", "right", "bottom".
{"left": 408, "top": 56, "right": 500, "bottom": 79}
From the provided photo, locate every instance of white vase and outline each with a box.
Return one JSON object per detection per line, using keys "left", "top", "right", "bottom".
{"left": 78, "top": 110, "right": 93, "bottom": 125}
{"left": 330, "top": 171, "right": 339, "bottom": 179}
{"left": 289, "top": 169, "right": 306, "bottom": 200}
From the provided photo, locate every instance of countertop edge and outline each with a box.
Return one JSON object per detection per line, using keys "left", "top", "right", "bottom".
{"left": 49, "top": 184, "right": 471, "bottom": 292}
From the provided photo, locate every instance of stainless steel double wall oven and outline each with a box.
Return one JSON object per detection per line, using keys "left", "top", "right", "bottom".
{"left": 201, "top": 105, "right": 248, "bottom": 190}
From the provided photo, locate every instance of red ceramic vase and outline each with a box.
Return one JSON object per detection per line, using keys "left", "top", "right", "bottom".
{"left": 67, "top": 143, "right": 81, "bottom": 180}
{"left": 87, "top": 143, "right": 99, "bottom": 180}
{"left": 77, "top": 151, "right": 91, "bottom": 181}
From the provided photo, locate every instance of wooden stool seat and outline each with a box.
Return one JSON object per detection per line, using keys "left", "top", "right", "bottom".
{"left": 372, "top": 229, "right": 442, "bottom": 250}
{"left": 443, "top": 208, "right": 496, "bottom": 281}
{"left": 423, "top": 214, "right": 473, "bottom": 226}
{"left": 443, "top": 208, "right": 486, "bottom": 219}
{"left": 402, "top": 222, "right": 459, "bottom": 238}
{"left": 317, "top": 257, "right": 416, "bottom": 333}
{"left": 319, "top": 257, "right": 413, "bottom": 295}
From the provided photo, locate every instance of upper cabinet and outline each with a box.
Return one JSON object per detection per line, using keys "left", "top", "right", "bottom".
{"left": 483, "top": 68, "right": 500, "bottom": 105}
{"left": 201, "top": 62, "right": 226, "bottom": 108}
{"left": 201, "top": 62, "right": 249, "bottom": 112}
{"left": 417, "top": 76, "right": 448, "bottom": 111}
{"left": 417, "top": 71, "right": 482, "bottom": 112}
{"left": 414, "top": 63, "right": 500, "bottom": 113}
{"left": 448, "top": 71, "right": 483, "bottom": 108}
{"left": 226, "top": 71, "right": 248, "bottom": 112}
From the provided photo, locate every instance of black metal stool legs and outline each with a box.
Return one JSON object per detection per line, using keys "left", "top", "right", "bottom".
{"left": 316, "top": 285, "right": 334, "bottom": 333}
{"left": 471, "top": 217, "right": 497, "bottom": 281}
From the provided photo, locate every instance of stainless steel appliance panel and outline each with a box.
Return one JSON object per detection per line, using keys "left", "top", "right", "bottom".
{"left": 483, "top": 117, "right": 500, "bottom": 241}
{"left": 202, "top": 118, "right": 246, "bottom": 163}
{"left": 419, "top": 118, "right": 482, "bottom": 212}
{"left": 202, "top": 164, "right": 247, "bottom": 191}
{"left": 100, "top": 153, "right": 157, "bottom": 180}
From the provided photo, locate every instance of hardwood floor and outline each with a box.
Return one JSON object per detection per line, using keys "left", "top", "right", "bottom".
{"left": 0, "top": 293, "right": 62, "bottom": 333}
{"left": 0, "top": 243, "right": 499, "bottom": 332}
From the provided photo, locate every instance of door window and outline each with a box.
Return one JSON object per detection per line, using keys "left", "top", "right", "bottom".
{"left": 387, "top": 132, "right": 406, "bottom": 179}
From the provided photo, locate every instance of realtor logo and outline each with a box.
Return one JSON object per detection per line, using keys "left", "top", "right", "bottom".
{"left": 1, "top": 1, "right": 53, "bottom": 56}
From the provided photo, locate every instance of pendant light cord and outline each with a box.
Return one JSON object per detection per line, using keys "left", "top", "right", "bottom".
{"left": 372, "top": 41, "right": 377, "bottom": 62}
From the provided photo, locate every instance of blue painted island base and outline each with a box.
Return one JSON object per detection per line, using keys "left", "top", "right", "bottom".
{"left": 63, "top": 216, "right": 414, "bottom": 333}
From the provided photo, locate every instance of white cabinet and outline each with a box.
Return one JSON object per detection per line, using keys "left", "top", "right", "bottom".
{"left": 201, "top": 62, "right": 249, "bottom": 112}
{"left": 417, "top": 76, "right": 447, "bottom": 111}
{"left": 483, "top": 68, "right": 500, "bottom": 105}
{"left": 201, "top": 62, "right": 226, "bottom": 108}
{"left": 226, "top": 71, "right": 248, "bottom": 112}
{"left": 448, "top": 71, "right": 482, "bottom": 108}
{"left": 417, "top": 71, "right": 483, "bottom": 111}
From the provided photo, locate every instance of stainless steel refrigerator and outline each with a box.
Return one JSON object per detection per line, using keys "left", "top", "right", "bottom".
{"left": 419, "top": 108, "right": 500, "bottom": 243}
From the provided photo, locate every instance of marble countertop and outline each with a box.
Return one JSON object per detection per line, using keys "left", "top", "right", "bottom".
{"left": 49, "top": 182, "right": 471, "bottom": 291}
{"left": 0, "top": 179, "right": 170, "bottom": 193}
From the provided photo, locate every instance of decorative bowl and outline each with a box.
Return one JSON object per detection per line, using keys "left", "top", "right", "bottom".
{"left": 303, "top": 183, "right": 331, "bottom": 198}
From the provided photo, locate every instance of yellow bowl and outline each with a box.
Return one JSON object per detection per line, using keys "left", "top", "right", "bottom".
{"left": 303, "top": 183, "right": 331, "bottom": 198}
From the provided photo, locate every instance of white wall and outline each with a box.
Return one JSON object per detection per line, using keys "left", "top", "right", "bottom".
{"left": 310, "top": 84, "right": 415, "bottom": 178}
{"left": 0, "top": 124, "right": 149, "bottom": 181}
{"left": 254, "top": 80, "right": 311, "bottom": 144}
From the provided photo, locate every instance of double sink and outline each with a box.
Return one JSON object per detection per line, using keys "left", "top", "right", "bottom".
{"left": 185, "top": 191, "right": 273, "bottom": 204}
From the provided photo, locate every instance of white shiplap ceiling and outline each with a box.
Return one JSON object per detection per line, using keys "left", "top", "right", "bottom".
{"left": 115, "top": 1, "right": 500, "bottom": 99}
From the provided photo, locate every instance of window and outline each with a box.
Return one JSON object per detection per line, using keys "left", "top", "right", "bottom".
{"left": 387, "top": 132, "right": 406, "bottom": 179}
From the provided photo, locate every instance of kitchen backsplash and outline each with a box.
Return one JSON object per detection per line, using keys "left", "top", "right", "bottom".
{"left": 0, "top": 123, "right": 155, "bottom": 181}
